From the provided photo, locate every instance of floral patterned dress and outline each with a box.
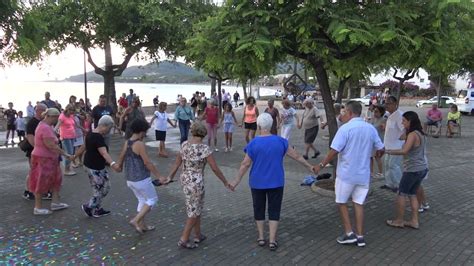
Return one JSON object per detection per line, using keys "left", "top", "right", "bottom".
{"left": 179, "top": 142, "right": 212, "bottom": 218}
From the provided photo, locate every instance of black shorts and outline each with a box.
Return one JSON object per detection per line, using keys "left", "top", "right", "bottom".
{"left": 398, "top": 169, "right": 428, "bottom": 196}
{"left": 155, "top": 130, "right": 166, "bottom": 141}
{"left": 17, "top": 130, "right": 25, "bottom": 137}
{"left": 244, "top": 122, "right": 257, "bottom": 131}
{"left": 304, "top": 126, "right": 319, "bottom": 144}
{"left": 7, "top": 124, "right": 16, "bottom": 131}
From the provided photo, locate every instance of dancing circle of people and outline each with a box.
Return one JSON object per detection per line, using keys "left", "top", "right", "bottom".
{"left": 14, "top": 90, "right": 432, "bottom": 250}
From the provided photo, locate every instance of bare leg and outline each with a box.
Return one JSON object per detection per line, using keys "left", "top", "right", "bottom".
{"left": 416, "top": 186, "right": 426, "bottom": 205}
{"left": 193, "top": 216, "right": 202, "bottom": 238}
{"left": 337, "top": 204, "right": 353, "bottom": 234}
{"left": 225, "top": 133, "right": 229, "bottom": 148}
{"left": 34, "top": 193, "right": 42, "bottom": 209}
{"left": 249, "top": 130, "right": 256, "bottom": 142}
{"left": 376, "top": 157, "right": 383, "bottom": 175}
{"left": 213, "top": 127, "right": 217, "bottom": 148}
{"left": 229, "top": 134, "right": 233, "bottom": 149}
{"left": 393, "top": 195, "right": 406, "bottom": 224}
{"left": 268, "top": 220, "right": 279, "bottom": 243}
{"left": 180, "top": 217, "right": 197, "bottom": 242}
{"left": 51, "top": 190, "right": 60, "bottom": 204}
{"left": 256, "top": 220, "right": 264, "bottom": 240}
{"left": 353, "top": 203, "right": 364, "bottom": 236}
{"left": 408, "top": 196, "right": 420, "bottom": 225}
{"left": 130, "top": 204, "right": 151, "bottom": 231}
{"left": 245, "top": 129, "right": 250, "bottom": 143}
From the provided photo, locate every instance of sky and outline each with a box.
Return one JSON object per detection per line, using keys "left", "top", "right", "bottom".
{"left": 0, "top": 44, "right": 154, "bottom": 82}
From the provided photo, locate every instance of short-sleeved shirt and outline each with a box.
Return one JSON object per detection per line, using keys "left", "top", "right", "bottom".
{"left": 205, "top": 107, "right": 219, "bottom": 125}
{"left": 281, "top": 107, "right": 296, "bottom": 125}
{"left": 32, "top": 121, "right": 59, "bottom": 159}
{"left": 427, "top": 108, "right": 442, "bottom": 120}
{"left": 15, "top": 118, "right": 26, "bottom": 131}
{"left": 92, "top": 105, "right": 114, "bottom": 128}
{"left": 245, "top": 135, "right": 289, "bottom": 189}
{"left": 153, "top": 111, "right": 169, "bottom": 131}
{"left": 174, "top": 105, "right": 194, "bottom": 121}
{"left": 302, "top": 107, "right": 320, "bottom": 129}
{"left": 84, "top": 132, "right": 108, "bottom": 170}
{"left": 41, "top": 99, "right": 56, "bottom": 109}
{"left": 447, "top": 111, "right": 461, "bottom": 123}
{"left": 25, "top": 117, "right": 41, "bottom": 157}
{"left": 74, "top": 116, "right": 83, "bottom": 139}
{"left": 331, "top": 117, "right": 384, "bottom": 186}
{"left": 4, "top": 109, "right": 17, "bottom": 125}
{"left": 383, "top": 109, "right": 405, "bottom": 150}
{"left": 58, "top": 113, "right": 76, "bottom": 139}
{"left": 27, "top": 105, "right": 35, "bottom": 118}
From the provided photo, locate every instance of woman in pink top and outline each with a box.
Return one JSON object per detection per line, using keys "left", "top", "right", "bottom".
{"left": 56, "top": 104, "right": 77, "bottom": 175}
{"left": 29, "top": 108, "right": 73, "bottom": 215}
{"left": 201, "top": 100, "right": 220, "bottom": 152}
{"left": 241, "top": 96, "right": 259, "bottom": 143}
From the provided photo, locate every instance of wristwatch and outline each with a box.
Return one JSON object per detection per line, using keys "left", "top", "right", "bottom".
{"left": 319, "top": 163, "right": 325, "bottom": 168}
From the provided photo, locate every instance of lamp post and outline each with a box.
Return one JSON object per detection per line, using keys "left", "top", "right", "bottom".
{"left": 83, "top": 49, "right": 88, "bottom": 111}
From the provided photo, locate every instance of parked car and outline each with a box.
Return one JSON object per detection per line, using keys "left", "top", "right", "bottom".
{"left": 350, "top": 94, "right": 371, "bottom": 106}
{"left": 416, "top": 96, "right": 455, "bottom": 108}
{"left": 456, "top": 88, "right": 474, "bottom": 115}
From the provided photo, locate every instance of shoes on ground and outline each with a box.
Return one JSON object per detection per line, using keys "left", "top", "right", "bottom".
{"left": 51, "top": 202, "right": 69, "bottom": 211}
{"left": 82, "top": 204, "right": 93, "bottom": 217}
{"left": 34, "top": 208, "right": 52, "bottom": 215}
{"left": 23, "top": 190, "right": 35, "bottom": 200}
{"left": 336, "top": 232, "right": 357, "bottom": 245}
{"left": 93, "top": 208, "right": 111, "bottom": 218}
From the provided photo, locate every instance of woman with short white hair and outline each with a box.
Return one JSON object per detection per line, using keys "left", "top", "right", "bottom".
{"left": 230, "top": 113, "right": 315, "bottom": 251}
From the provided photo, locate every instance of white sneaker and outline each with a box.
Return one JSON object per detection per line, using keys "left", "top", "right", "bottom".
{"left": 229, "top": 147, "right": 233, "bottom": 152}
{"left": 224, "top": 147, "right": 228, "bottom": 152}
{"left": 51, "top": 202, "right": 69, "bottom": 211}
{"left": 64, "top": 171, "right": 77, "bottom": 176}
{"left": 34, "top": 208, "right": 52, "bottom": 215}
{"left": 214, "top": 148, "right": 219, "bottom": 152}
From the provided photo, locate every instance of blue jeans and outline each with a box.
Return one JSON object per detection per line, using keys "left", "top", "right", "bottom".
{"left": 178, "top": 119, "right": 191, "bottom": 144}
{"left": 61, "top": 138, "right": 75, "bottom": 169}
{"left": 383, "top": 154, "right": 403, "bottom": 188}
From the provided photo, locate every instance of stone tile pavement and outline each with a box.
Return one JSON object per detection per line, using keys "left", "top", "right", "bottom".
{"left": 0, "top": 106, "right": 473, "bottom": 264}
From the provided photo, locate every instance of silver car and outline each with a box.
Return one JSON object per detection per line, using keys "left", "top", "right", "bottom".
{"left": 416, "top": 96, "right": 455, "bottom": 108}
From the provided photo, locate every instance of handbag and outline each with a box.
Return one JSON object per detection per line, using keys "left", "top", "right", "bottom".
{"left": 19, "top": 139, "right": 33, "bottom": 152}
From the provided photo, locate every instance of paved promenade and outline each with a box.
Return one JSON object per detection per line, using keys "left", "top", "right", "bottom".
{"left": 0, "top": 106, "right": 473, "bottom": 265}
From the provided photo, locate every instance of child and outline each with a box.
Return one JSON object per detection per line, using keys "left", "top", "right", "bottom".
{"left": 15, "top": 111, "right": 26, "bottom": 142}
{"left": 149, "top": 102, "right": 176, "bottom": 157}
{"left": 220, "top": 103, "right": 238, "bottom": 152}
{"left": 370, "top": 105, "right": 386, "bottom": 178}
{"left": 117, "top": 119, "right": 168, "bottom": 233}
{"left": 365, "top": 102, "right": 375, "bottom": 122}
{"left": 4, "top": 102, "right": 17, "bottom": 144}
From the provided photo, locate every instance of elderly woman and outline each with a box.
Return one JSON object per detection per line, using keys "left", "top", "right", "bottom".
{"left": 167, "top": 122, "right": 232, "bottom": 249}
{"left": 264, "top": 99, "right": 280, "bottom": 135}
{"left": 29, "top": 108, "right": 72, "bottom": 215}
{"left": 298, "top": 98, "right": 321, "bottom": 160}
{"left": 74, "top": 115, "right": 120, "bottom": 218}
{"left": 201, "top": 99, "right": 220, "bottom": 152}
{"left": 279, "top": 99, "right": 298, "bottom": 140}
{"left": 55, "top": 104, "right": 78, "bottom": 176}
{"left": 230, "top": 113, "right": 315, "bottom": 251}
{"left": 174, "top": 97, "right": 195, "bottom": 144}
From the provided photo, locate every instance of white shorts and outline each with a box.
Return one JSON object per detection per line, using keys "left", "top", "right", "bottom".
{"left": 126, "top": 177, "right": 158, "bottom": 212}
{"left": 335, "top": 178, "right": 369, "bottom": 205}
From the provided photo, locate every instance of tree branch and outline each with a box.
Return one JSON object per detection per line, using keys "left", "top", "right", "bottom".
{"left": 113, "top": 51, "right": 135, "bottom": 77}
{"left": 84, "top": 48, "right": 105, "bottom": 76}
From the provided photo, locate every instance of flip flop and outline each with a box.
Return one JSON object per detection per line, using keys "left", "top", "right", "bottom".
{"left": 386, "top": 220, "right": 404, "bottom": 228}
{"left": 269, "top": 241, "right": 278, "bottom": 251}
{"left": 257, "top": 239, "right": 266, "bottom": 247}
{"left": 143, "top": 225, "right": 156, "bottom": 232}
{"left": 193, "top": 234, "right": 207, "bottom": 243}
{"left": 403, "top": 222, "right": 419, "bottom": 229}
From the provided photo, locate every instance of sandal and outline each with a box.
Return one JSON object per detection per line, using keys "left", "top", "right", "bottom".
{"left": 257, "top": 239, "right": 266, "bottom": 247}
{"left": 269, "top": 241, "right": 278, "bottom": 251}
{"left": 403, "top": 221, "right": 419, "bottom": 229}
{"left": 129, "top": 220, "right": 144, "bottom": 234}
{"left": 178, "top": 239, "right": 198, "bottom": 249}
{"left": 143, "top": 225, "right": 156, "bottom": 232}
{"left": 193, "top": 234, "right": 207, "bottom": 243}
{"left": 386, "top": 220, "right": 404, "bottom": 228}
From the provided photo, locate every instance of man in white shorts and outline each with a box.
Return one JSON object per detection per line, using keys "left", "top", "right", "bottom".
{"left": 314, "top": 101, "right": 384, "bottom": 247}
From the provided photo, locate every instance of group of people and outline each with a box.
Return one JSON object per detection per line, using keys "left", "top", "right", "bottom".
{"left": 422, "top": 103, "right": 461, "bottom": 138}
{"left": 12, "top": 89, "right": 433, "bottom": 251}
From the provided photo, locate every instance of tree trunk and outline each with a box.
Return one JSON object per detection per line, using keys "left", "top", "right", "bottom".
{"left": 211, "top": 78, "right": 216, "bottom": 95}
{"left": 242, "top": 80, "right": 248, "bottom": 100}
{"left": 217, "top": 79, "right": 222, "bottom": 115}
{"left": 396, "top": 80, "right": 403, "bottom": 101}
{"left": 436, "top": 76, "right": 442, "bottom": 107}
{"left": 103, "top": 41, "right": 117, "bottom": 114}
{"left": 311, "top": 61, "right": 337, "bottom": 144}
{"left": 335, "top": 76, "right": 350, "bottom": 103}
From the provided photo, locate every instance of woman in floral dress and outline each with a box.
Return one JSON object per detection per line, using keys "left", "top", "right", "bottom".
{"left": 167, "top": 122, "right": 232, "bottom": 249}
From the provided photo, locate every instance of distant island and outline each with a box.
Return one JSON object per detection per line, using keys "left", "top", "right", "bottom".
{"left": 65, "top": 60, "right": 210, "bottom": 83}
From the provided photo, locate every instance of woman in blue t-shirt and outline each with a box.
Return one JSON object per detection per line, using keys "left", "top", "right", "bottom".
{"left": 229, "top": 113, "right": 315, "bottom": 251}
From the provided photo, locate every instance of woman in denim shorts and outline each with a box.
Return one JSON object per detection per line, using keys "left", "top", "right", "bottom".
{"left": 385, "top": 111, "right": 428, "bottom": 229}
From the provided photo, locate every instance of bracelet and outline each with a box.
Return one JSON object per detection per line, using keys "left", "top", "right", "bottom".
{"left": 110, "top": 161, "right": 116, "bottom": 166}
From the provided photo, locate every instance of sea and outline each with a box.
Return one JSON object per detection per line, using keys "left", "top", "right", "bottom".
{"left": 0, "top": 80, "right": 278, "bottom": 111}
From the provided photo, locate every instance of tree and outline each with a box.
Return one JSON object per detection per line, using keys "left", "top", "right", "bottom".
{"left": 6, "top": 0, "right": 214, "bottom": 111}
{"left": 0, "top": 0, "right": 20, "bottom": 66}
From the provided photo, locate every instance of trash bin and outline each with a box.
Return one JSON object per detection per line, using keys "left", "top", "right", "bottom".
{"left": 440, "top": 98, "right": 449, "bottom": 108}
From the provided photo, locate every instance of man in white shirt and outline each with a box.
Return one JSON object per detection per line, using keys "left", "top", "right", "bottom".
{"left": 314, "top": 101, "right": 384, "bottom": 247}
{"left": 381, "top": 96, "right": 405, "bottom": 192}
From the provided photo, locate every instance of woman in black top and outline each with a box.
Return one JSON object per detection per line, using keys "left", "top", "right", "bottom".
{"left": 74, "top": 115, "right": 120, "bottom": 218}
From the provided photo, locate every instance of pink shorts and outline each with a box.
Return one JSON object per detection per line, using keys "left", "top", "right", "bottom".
{"left": 206, "top": 123, "right": 218, "bottom": 140}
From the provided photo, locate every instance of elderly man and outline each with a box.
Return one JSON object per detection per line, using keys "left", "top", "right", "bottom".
{"left": 297, "top": 98, "right": 321, "bottom": 160}
{"left": 381, "top": 96, "right": 404, "bottom": 192}
{"left": 423, "top": 103, "right": 442, "bottom": 137}
{"left": 41, "top": 92, "right": 57, "bottom": 109}
{"left": 314, "top": 101, "right": 384, "bottom": 247}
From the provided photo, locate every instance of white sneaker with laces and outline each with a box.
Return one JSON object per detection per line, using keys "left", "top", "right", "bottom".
{"left": 51, "top": 202, "right": 69, "bottom": 211}
{"left": 34, "top": 208, "right": 52, "bottom": 215}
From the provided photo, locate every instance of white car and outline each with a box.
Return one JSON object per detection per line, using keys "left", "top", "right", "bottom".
{"left": 456, "top": 88, "right": 474, "bottom": 114}
{"left": 416, "top": 96, "right": 455, "bottom": 108}
{"left": 350, "top": 94, "right": 372, "bottom": 106}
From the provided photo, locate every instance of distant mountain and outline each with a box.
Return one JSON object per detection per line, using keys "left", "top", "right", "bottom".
{"left": 65, "top": 61, "right": 210, "bottom": 83}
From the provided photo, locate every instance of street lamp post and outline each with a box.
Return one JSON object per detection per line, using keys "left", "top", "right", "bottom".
{"left": 83, "top": 50, "right": 88, "bottom": 111}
